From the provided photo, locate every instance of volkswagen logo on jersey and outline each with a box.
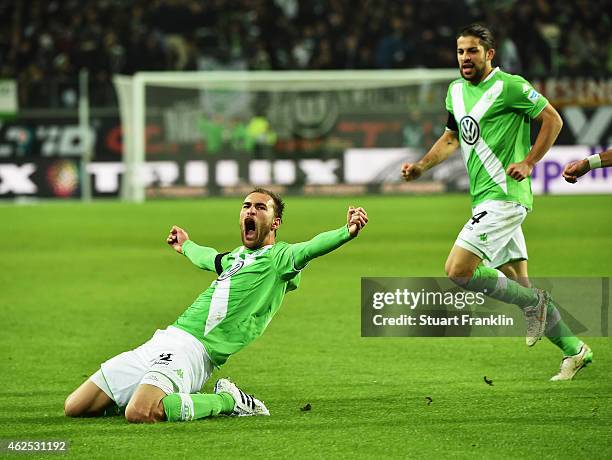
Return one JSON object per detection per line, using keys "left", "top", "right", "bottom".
{"left": 218, "top": 259, "right": 245, "bottom": 281}
{"left": 459, "top": 115, "right": 480, "bottom": 145}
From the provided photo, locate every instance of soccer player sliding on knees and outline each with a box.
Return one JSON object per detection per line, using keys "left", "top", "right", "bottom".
{"left": 64, "top": 188, "right": 368, "bottom": 422}
{"left": 401, "top": 23, "right": 591, "bottom": 381}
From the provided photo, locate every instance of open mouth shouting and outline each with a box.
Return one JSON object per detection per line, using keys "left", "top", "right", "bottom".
{"left": 243, "top": 217, "right": 257, "bottom": 241}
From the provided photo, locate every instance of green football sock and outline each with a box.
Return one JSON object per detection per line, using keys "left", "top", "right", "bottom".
{"left": 464, "top": 265, "right": 538, "bottom": 309}
{"left": 545, "top": 301, "right": 583, "bottom": 356}
{"left": 162, "top": 392, "right": 236, "bottom": 422}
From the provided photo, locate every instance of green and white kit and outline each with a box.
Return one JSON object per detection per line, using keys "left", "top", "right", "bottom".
{"left": 91, "top": 326, "right": 212, "bottom": 407}
{"left": 446, "top": 67, "right": 548, "bottom": 266}
{"left": 90, "top": 226, "right": 353, "bottom": 406}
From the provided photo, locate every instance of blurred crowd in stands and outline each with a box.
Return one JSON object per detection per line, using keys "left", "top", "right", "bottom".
{"left": 0, "top": 0, "right": 610, "bottom": 108}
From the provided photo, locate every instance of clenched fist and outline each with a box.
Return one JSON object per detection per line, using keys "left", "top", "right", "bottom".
{"left": 167, "top": 225, "right": 189, "bottom": 253}
{"left": 401, "top": 163, "right": 424, "bottom": 182}
{"left": 347, "top": 206, "right": 368, "bottom": 237}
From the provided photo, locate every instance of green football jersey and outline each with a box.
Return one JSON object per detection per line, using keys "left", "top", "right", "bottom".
{"left": 171, "top": 226, "right": 352, "bottom": 366}
{"left": 445, "top": 67, "right": 548, "bottom": 210}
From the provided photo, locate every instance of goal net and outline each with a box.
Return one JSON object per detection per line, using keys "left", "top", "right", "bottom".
{"left": 113, "top": 69, "right": 460, "bottom": 202}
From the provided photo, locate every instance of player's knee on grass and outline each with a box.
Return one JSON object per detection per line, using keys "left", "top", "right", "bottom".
{"left": 64, "top": 397, "right": 101, "bottom": 417}
{"left": 64, "top": 395, "right": 107, "bottom": 418}
{"left": 64, "top": 380, "right": 114, "bottom": 417}
{"left": 64, "top": 395, "right": 83, "bottom": 417}
{"left": 124, "top": 401, "right": 166, "bottom": 423}
{"left": 125, "top": 384, "right": 167, "bottom": 423}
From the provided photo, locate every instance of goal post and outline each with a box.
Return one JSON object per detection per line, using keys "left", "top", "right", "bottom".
{"left": 114, "top": 74, "right": 146, "bottom": 202}
{"left": 113, "top": 69, "right": 459, "bottom": 201}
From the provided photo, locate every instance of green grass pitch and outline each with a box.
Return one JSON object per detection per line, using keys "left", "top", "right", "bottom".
{"left": 2, "top": 194, "right": 611, "bottom": 458}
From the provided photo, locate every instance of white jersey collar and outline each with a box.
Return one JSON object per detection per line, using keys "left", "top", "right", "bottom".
{"left": 237, "top": 244, "right": 273, "bottom": 256}
{"left": 483, "top": 67, "right": 500, "bottom": 83}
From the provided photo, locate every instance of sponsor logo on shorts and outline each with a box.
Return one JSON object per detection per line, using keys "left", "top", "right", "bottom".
{"left": 479, "top": 233, "right": 488, "bottom": 242}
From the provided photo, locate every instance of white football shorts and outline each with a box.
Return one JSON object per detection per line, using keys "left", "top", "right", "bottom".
{"left": 454, "top": 200, "right": 528, "bottom": 268}
{"left": 90, "top": 326, "right": 213, "bottom": 408}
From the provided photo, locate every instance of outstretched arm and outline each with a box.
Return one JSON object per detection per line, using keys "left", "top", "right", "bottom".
{"left": 401, "top": 129, "right": 460, "bottom": 181}
{"left": 291, "top": 207, "right": 368, "bottom": 270}
{"left": 563, "top": 148, "right": 612, "bottom": 183}
{"left": 166, "top": 225, "right": 219, "bottom": 271}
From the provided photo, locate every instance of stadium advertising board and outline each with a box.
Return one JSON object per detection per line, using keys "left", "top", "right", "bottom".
{"left": 530, "top": 146, "right": 612, "bottom": 194}
{"left": 344, "top": 146, "right": 612, "bottom": 195}
{"left": 0, "top": 156, "right": 347, "bottom": 198}
{"left": 555, "top": 106, "right": 612, "bottom": 146}
{"left": 533, "top": 77, "right": 612, "bottom": 108}
{"left": 0, "top": 114, "right": 120, "bottom": 160}
{"left": 148, "top": 106, "right": 612, "bottom": 154}
{"left": 0, "top": 103, "right": 610, "bottom": 164}
{"left": 2, "top": 146, "right": 610, "bottom": 199}
{"left": 0, "top": 158, "right": 81, "bottom": 198}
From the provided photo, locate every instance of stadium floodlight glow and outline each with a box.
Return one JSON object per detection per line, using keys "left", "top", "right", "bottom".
{"left": 113, "top": 69, "right": 458, "bottom": 202}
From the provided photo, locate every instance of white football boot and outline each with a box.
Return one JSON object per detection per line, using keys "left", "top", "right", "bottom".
{"left": 550, "top": 344, "right": 593, "bottom": 381}
{"left": 214, "top": 378, "right": 270, "bottom": 416}
{"left": 524, "top": 289, "right": 548, "bottom": 347}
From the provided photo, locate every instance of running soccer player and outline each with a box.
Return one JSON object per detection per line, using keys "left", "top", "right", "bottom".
{"left": 401, "top": 23, "right": 592, "bottom": 381}
{"left": 64, "top": 189, "right": 368, "bottom": 422}
{"left": 563, "top": 148, "right": 612, "bottom": 183}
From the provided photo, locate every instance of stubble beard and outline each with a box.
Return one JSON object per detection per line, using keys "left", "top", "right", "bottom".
{"left": 241, "top": 221, "right": 272, "bottom": 249}
{"left": 460, "top": 60, "right": 489, "bottom": 84}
